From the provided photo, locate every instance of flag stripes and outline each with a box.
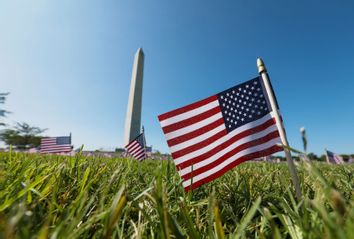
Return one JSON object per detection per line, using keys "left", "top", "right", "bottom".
{"left": 158, "top": 77, "right": 283, "bottom": 191}
{"left": 125, "top": 133, "right": 146, "bottom": 160}
{"left": 40, "top": 137, "right": 72, "bottom": 154}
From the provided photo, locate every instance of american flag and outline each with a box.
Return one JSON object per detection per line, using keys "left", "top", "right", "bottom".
{"left": 158, "top": 77, "right": 283, "bottom": 191}
{"left": 125, "top": 133, "right": 147, "bottom": 160}
{"left": 326, "top": 150, "right": 344, "bottom": 164}
{"left": 40, "top": 136, "right": 72, "bottom": 154}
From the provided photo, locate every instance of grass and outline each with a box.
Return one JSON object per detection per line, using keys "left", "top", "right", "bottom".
{"left": 0, "top": 151, "right": 353, "bottom": 238}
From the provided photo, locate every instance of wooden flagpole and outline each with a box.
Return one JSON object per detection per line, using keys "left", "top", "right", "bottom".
{"left": 257, "top": 58, "right": 302, "bottom": 200}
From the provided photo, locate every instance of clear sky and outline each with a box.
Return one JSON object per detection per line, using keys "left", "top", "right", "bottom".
{"left": 1, "top": 0, "right": 353, "bottom": 155}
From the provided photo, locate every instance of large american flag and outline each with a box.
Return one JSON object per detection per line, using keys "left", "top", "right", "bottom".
{"left": 125, "top": 133, "right": 147, "bottom": 161}
{"left": 40, "top": 136, "right": 72, "bottom": 154}
{"left": 158, "top": 77, "right": 283, "bottom": 191}
{"left": 326, "top": 150, "right": 344, "bottom": 164}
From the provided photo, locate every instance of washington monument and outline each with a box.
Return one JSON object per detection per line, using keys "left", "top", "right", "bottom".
{"left": 124, "top": 48, "right": 144, "bottom": 146}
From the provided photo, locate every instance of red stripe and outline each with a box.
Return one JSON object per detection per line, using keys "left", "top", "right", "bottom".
{"left": 176, "top": 118, "right": 277, "bottom": 169}
{"left": 162, "top": 106, "right": 221, "bottom": 134}
{"left": 172, "top": 129, "right": 227, "bottom": 159}
{"left": 158, "top": 95, "right": 217, "bottom": 121}
{"left": 41, "top": 146, "right": 71, "bottom": 151}
{"left": 184, "top": 145, "right": 282, "bottom": 192}
{"left": 181, "top": 130, "right": 280, "bottom": 181}
{"left": 167, "top": 118, "right": 225, "bottom": 147}
{"left": 125, "top": 140, "right": 138, "bottom": 149}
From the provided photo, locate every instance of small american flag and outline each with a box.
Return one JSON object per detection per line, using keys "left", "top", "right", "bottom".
{"left": 40, "top": 136, "right": 72, "bottom": 154}
{"left": 125, "top": 133, "right": 147, "bottom": 160}
{"left": 326, "top": 150, "right": 344, "bottom": 164}
{"left": 158, "top": 76, "right": 283, "bottom": 191}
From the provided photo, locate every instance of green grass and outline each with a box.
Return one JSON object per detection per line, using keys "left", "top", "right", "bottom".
{"left": 0, "top": 152, "right": 353, "bottom": 238}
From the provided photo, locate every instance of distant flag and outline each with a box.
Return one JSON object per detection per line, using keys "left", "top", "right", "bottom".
{"left": 125, "top": 133, "right": 147, "bottom": 160}
{"left": 325, "top": 149, "right": 344, "bottom": 164}
{"left": 40, "top": 136, "right": 72, "bottom": 154}
{"left": 158, "top": 76, "right": 283, "bottom": 191}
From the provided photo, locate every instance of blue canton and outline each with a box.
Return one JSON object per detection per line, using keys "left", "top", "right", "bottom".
{"left": 217, "top": 77, "right": 271, "bottom": 133}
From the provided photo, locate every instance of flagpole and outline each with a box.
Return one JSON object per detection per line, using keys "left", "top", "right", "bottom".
{"left": 257, "top": 58, "right": 302, "bottom": 200}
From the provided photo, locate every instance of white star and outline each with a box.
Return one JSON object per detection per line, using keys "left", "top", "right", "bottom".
{"left": 246, "top": 108, "right": 249, "bottom": 111}
{"left": 236, "top": 92, "right": 240, "bottom": 96}
{"left": 251, "top": 98, "right": 255, "bottom": 101}
{"left": 231, "top": 119, "right": 233, "bottom": 122}
{"left": 232, "top": 114, "right": 235, "bottom": 117}
{"left": 262, "top": 100, "right": 266, "bottom": 104}
{"left": 249, "top": 115, "right": 252, "bottom": 118}
{"left": 251, "top": 110, "right": 255, "bottom": 113}
{"left": 243, "top": 90, "right": 247, "bottom": 93}
{"left": 241, "top": 118, "right": 244, "bottom": 121}
{"left": 231, "top": 107, "right": 234, "bottom": 110}
{"left": 254, "top": 81, "right": 258, "bottom": 85}
{"left": 225, "top": 110, "right": 228, "bottom": 114}
{"left": 232, "top": 90, "right": 235, "bottom": 94}
{"left": 243, "top": 101, "right": 246, "bottom": 105}
{"left": 226, "top": 105, "right": 229, "bottom": 109}
{"left": 229, "top": 100, "right": 232, "bottom": 103}
{"left": 221, "top": 95, "right": 224, "bottom": 99}
{"left": 264, "top": 107, "right": 268, "bottom": 111}
{"left": 227, "top": 93, "right": 229, "bottom": 96}
{"left": 257, "top": 111, "right": 261, "bottom": 115}
{"left": 251, "top": 86, "right": 255, "bottom": 90}
{"left": 236, "top": 116, "right": 239, "bottom": 119}
{"left": 246, "top": 85, "right": 249, "bottom": 88}
{"left": 260, "top": 94, "right": 264, "bottom": 98}
{"left": 230, "top": 95, "right": 233, "bottom": 99}
{"left": 257, "top": 88, "right": 261, "bottom": 91}
{"left": 238, "top": 88, "right": 242, "bottom": 91}
{"left": 246, "top": 96, "right": 249, "bottom": 100}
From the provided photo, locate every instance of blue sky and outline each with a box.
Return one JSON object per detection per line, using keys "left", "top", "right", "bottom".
{"left": 1, "top": 0, "right": 353, "bottom": 155}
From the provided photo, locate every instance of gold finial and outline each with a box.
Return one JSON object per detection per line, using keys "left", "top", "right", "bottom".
{"left": 257, "top": 58, "right": 267, "bottom": 73}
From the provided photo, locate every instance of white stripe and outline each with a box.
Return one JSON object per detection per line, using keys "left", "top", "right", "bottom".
{"left": 127, "top": 143, "right": 139, "bottom": 152}
{"left": 164, "top": 112, "right": 223, "bottom": 140}
{"left": 134, "top": 150, "right": 145, "bottom": 159}
{"left": 41, "top": 146, "right": 71, "bottom": 150}
{"left": 170, "top": 124, "right": 226, "bottom": 153}
{"left": 130, "top": 145, "right": 143, "bottom": 155}
{"left": 132, "top": 148, "right": 144, "bottom": 157}
{"left": 178, "top": 124, "right": 279, "bottom": 176}
{"left": 174, "top": 112, "right": 275, "bottom": 165}
{"left": 182, "top": 137, "right": 281, "bottom": 188}
{"left": 126, "top": 141, "right": 138, "bottom": 149}
{"left": 160, "top": 100, "right": 219, "bottom": 127}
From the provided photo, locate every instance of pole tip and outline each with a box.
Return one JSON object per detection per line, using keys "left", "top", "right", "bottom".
{"left": 257, "top": 57, "right": 267, "bottom": 73}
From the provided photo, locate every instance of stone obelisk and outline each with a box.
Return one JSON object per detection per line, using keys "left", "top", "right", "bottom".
{"left": 124, "top": 48, "right": 144, "bottom": 146}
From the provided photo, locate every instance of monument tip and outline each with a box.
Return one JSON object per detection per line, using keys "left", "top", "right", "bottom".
{"left": 137, "top": 48, "right": 144, "bottom": 55}
{"left": 257, "top": 57, "right": 267, "bottom": 73}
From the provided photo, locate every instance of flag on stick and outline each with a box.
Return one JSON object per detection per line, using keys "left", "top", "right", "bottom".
{"left": 125, "top": 133, "right": 147, "bottom": 160}
{"left": 325, "top": 149, "right": 344, "bottom": 164}
{"left": 158, "top": 76, "right": 283, "bottom": 191}
{"left": 40, "top": 136, "right": 72, "bottom": 154}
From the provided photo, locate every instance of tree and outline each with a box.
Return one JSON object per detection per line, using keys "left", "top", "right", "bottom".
{"left": 0, "top": 92, "right": 10, "bottom": 126}
{"left": 0, "top": 122, "right": 46, "bottom": 149}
